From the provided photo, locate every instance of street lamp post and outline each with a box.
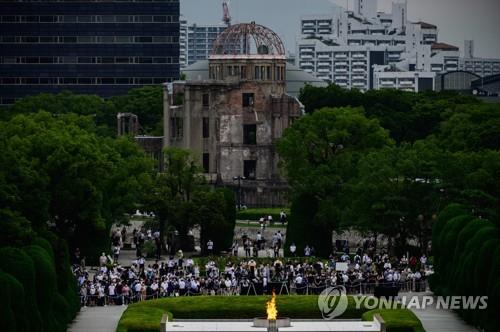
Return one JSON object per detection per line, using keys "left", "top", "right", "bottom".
{"left": 233, "top": 176, "right": 246, "bottom": 210}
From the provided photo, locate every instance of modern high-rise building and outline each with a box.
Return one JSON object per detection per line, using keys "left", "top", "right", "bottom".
{"left": 0, "top": 0, "right": 180, "bottom": 105}
{"left": 180, "top": 18, "right": 228, "bottom": 69}
{"left": 296, "top": 0, "right": 460, "bottom": 92}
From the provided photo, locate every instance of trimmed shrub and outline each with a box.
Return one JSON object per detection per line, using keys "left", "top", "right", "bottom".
{"left": 220, "top": 187, "right": 237, "bottom": 250}
{"left": 436, "top": 215, "right": 473, "bottom": 286}
{"left": 432, "top": 204, "right": 469, "bottom": 255}
{"left": 432, "top": 204, "right": 500, "bottom": 331}
{"left": 474, "top": 239, "right": 500, "bottom": 296}
{"left": 1, "top": 271, "right": 28, "bottom": 332}
{"left": 24, "top": 245, "right": 59, "bottom": 332}
{"left": 33, "top": 236, "right": 55, "bottom": 261}
{"left": 0, "top": 247, "right": 42, "bottom": 332}
{"left": 53, "top": 292, "right": 71, "bottom": 330}
{"left": 0, "top": 271, "right": 17, "bottom": 332}
{"left": 484, "top": 281, "right": 500, "bottom": 332}
{"left": 455, "top": 226, "right": 497, "bottom": 295}
{"left": 37, "top": 230, "right": 80, "bottom": 321}
{"left": 285, "top": 193, "right": 332, "bottom": 256}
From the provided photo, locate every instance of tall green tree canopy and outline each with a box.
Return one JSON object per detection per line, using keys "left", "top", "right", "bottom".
{"left": 0, "top": 112, "right": 153, "bottom": 256}
{"left": 277, "top": 107, "right": 393, "bottom": 254}
{"left": 146, "top": 148, "right": 235, "bottom": 253}
{"left": 299, "top": 84, "right": 480, "bottom": 143}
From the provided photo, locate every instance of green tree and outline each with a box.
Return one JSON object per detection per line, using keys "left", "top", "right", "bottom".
{"left": 298, "top": 84, "right": 481, "bottom": 144}
{"left": 0, "top": 112, "right": 153, "bottom": 259}
{"left": 7, "top": 91, "right": 117, "bottom": 136}
{"left": 147, "top": 148, "right": 235, "bottom": 253}
{"left": 278, "top": 107, "right": 393, "bottom": 255}
{"left": 110, "top": 86, "right": 163, "bottom": 135}
{"left": 438, "top": 104, "right": 500, "bottom": 152}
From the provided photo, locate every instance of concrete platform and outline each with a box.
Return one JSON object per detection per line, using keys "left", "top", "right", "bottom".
{"left": 164, "top": 319, "right": 383, "bottom": 332}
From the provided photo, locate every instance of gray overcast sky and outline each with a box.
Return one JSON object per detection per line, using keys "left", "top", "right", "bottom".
{"left": 181, "top": 0, "right": 500, "bottom": 58}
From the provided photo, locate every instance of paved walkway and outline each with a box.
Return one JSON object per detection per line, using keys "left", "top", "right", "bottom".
{"left": 68, "top": 305, "right": 127, "bottom": 332}
{"left": 400, "top": 292, "right": 477, "bottom": 332}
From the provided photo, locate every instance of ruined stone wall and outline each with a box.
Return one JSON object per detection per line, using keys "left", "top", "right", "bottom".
{"left": 165, "top": 74, "right": 301, "bottom": 207}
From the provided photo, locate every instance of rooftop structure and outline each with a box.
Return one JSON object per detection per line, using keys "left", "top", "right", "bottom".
{"left": 181, "top": 60, "right": 327, "bottom": 97}
{"left": 211, "top": 22, "right": 286, "bottom": 57}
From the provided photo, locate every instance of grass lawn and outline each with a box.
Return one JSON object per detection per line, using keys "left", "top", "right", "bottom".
{"left": 235, "top": 221, "right": 287, "bottom": 228}
{"left": 362, "top": 309, "right": 425, "bottom": 332}
{"left": 117, "top": 295, "right": 424, "bottom": 332}
{"left": 236, "top": 208, "right": 290, "bottom": 221}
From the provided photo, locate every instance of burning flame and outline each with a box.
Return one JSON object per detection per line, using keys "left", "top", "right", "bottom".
{"left": 266, "top": 291, "right": 278, "bottom": 320}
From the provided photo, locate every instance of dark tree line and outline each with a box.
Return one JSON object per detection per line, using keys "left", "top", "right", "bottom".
{"left": 281, "top": 85, "right": 500, "bottom": 257}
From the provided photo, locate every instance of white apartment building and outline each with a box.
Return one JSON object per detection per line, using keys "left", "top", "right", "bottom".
{"left": 374, "top": 70, "right": 435, "bottom": 92}
{"left": 296, "top": 0, "right": 459, "bottom": 92}
{"left": 458, "top": 40, "right": 500, "bottom": 77}
{"left": 459, "top": 58, "right": 500, "bottom": 77}
{"left": 180, "top": 18, "right": 228, "bottom": 69}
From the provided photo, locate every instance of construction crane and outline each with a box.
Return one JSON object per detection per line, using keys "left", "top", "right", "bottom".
{"left": 222, "top": 0, "right": 231, "bottom": 27}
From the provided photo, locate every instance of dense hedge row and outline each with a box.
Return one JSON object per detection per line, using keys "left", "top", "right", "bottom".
{"left": 0, "top": 236, "right": 79, "bottom": 332}
{"left": 431, "top": 203, "right": 500, "bottom": 332}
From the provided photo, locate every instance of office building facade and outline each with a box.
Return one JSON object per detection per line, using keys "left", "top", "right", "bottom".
{"left": 180, "top": 18, "right": 227, "bottom": 69}
{"left": 459, "top": 58, "right": 500, "bottom": 78}
{"left": 0, "top": 0, "right": 180, "bottom": 105}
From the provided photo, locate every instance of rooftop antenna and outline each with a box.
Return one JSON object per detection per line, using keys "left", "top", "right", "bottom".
{"left": 222, "top": 0, "right": 232, "bottom": 27}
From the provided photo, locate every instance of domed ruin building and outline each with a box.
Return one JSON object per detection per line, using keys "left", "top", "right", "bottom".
{"left": 163, "top": 23, "right": 304, "bottom": 207}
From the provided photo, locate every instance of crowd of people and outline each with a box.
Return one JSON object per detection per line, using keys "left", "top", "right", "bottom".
{"left": 232, "top": 230, "right": 285, "bottom": 258}
{"left": 73, "top": 243, "right": 433, "bottom": 307}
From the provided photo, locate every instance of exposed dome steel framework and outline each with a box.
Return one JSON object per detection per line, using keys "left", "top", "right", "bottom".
{"left": 211, "top": 22, "right": 285, "bottom": 56}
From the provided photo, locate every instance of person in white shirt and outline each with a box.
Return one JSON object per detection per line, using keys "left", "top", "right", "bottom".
{"left": 138, "top": 256, "right": 145, "bottom": 270}
{"left": 98, "top": 284, "right": 106, "bottom": 306}
{"left": 190, "top": 279, "right": 198, "bottom": 293}
{"left": 279, "top": 211, "right": 287, "bottom": 225}
{"left": 194, "top": 265, "right": 200, "bottom": 278}
{"left": 295, "top": 274, "right": 303, "bottom": 286}
{"left": 400, "top": 255, "right": 408, "bottom": 266}
{"left": 161, "top": 280, "right": 169, "bottom": 296}
{"left": 108, "top": 283, "right": 116, "bottom": 304}
{"left": 151, "top": 281, "right": 159, "bottom": 298}
{"left": 207, "top": 240, "right": 214, "bottom": 255}
{"left": 179, "top": 279, "right": 186, "bottom": 295}
{"left": 99, "top": 253, "right": 107, "bottom": 267}
{"left": 420, "top": 255, "right": 427, "bottom": 266}
{"left": 224, "top": 278, "right": 232, "bottom": 295}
